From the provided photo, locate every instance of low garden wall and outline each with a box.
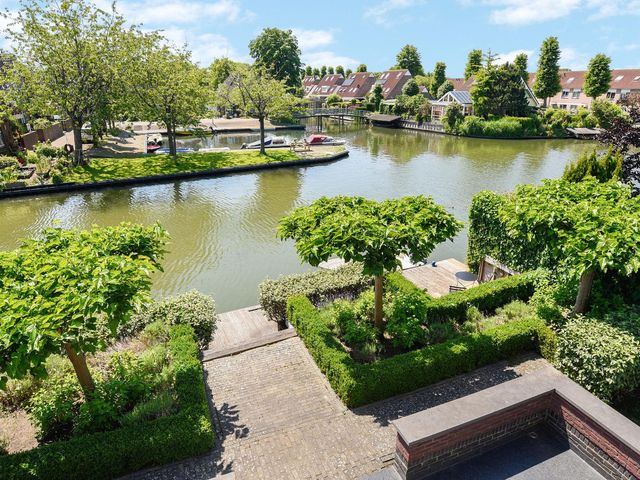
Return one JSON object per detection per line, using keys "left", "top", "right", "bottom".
{"left": 0, "top": 325, "right": 214, "bottom": 480}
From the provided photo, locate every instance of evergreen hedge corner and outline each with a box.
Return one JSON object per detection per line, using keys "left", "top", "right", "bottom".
{"left": 0, "top": 325, "right": 214, "bottom": 480}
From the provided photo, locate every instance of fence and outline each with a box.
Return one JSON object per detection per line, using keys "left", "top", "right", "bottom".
{"left": 399, "top": 120, "right": 445, "bottom": 133}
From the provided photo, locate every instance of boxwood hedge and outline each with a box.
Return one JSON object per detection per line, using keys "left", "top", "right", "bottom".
{"left": 0, "top": 325, "right": 213, "bottom": 480}
{"left": 287, "top": 295, "right": 555, "bottom": 407}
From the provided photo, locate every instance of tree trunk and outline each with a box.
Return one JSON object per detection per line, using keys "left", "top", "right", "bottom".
{"left": 168, "top": 121, "right": 177, "bottom": 158}
{"left": 63, "top": 342, "right": 95, "bottom": 396}
{"left": 374, "top": 275, "right": 384, "bottom": 331}
{"left": 72, "top": 122, "right": 84, "bottom": 166}
{"left": 259, "top": 116, "right": 266, "bottom": 155}
{"left": 572, "top": 269, "right": 596, "bottom": 315}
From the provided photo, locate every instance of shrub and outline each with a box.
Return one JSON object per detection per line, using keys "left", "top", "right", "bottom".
{"left": 441, "top": 103, "right": 465, "bottom": 132}
{"left": 120, "top": 391, "right": 177, "bottom": 427}
{"left": 459, "top": 116, "right": 544, "bottom": 138}
{"left": 562, "top": 147, "right": 623, "bottom": 183}
{"left": 556, "top": 317, "right": 640, "bottom": 403}
{"left": 385, "top": 288, "right": 429, "bottom": 348}
{"left": 28, "top": 374, "right": 82, "bottom": 442}
{"left": 259, "top": 264, "right": 370, "bottom": 323}
{"left": 288, "top": 295, "right": 555, "bottom": 407}
{"left": 542, "top": 108, "right": 572, "bottom": 137}
{"left": 591, "top": 98, "right": 628, "bottom": 129}
{"left": 331, "top": 299, "right": 377, "bottom": 350}
{"left": 125, "top": 291, "right": 217, "bottom": 349}
{"left": 0, "top": 376, "right": 40, "bottom": 412}
{"left": 326, "top": 93, "right": 342, "bottom": 106}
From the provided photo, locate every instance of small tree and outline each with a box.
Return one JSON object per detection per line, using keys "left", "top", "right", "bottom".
{"left": 402, "top": 78, "right": 420, "bottom": 96}
{"left": 395, "top": 44, "right": 425, "bottom": 76}
{"left": 336, "top": 65, "right": 345, "bottom": 76}
{"left": 584, "top": 54, "right": 612, "bottom": 100}
{"left": 312, "top": 67, "right": 320, "bottom": 76}
{"left": 357, "top": 64, "right": 368, "bottom": 73}
{"left": 514, "top": 53, "right": 528, "bottom": 81}
{"left": 500, "top": 179, "right": 640, "bottom": 313}
{"left": 372, "top": 84, "right": 384, "bottom": 112}
{"left": 305, "top": 65, "right": 313, "bottom": 76}
{"left": 591, "top": 98, "right": 627, "bottom": 129}
{"left": 320, "top": 65, "right": 327, "bottom": 77}
{"left": 533, "top": 36, "right": 562, "bottom": 107}
{"left": 328, "top": 66, "right": 335, "bottom": 74}
{"left": 436, "top": 80, "right": 454, "bottom": 99}
{"left": 464, "top": 49, "right": 483, "bottom": 80}
{"left": 345, "top": 68, "right": 353, "bottom": 77}
{"left": 326, "top": 93, "right": 341, "bottom": 106}
{"left": 441, "top": 103, "right": 464, "bottom": 132}
{"left": 278, "top": 196, "right": 462, "bottom": 329}
{"left": 0, "top": 223, "right": 167, "bottom": 394}
{"left": 430, "top": 62, "right": 447, "bottom": 97}
{"left": 471, "top": 63, "right": 528, "bottom": 118}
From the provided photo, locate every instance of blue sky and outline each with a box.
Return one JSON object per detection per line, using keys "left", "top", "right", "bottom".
{"left": 2, "top": 0, "right": 639, "bottom": 76}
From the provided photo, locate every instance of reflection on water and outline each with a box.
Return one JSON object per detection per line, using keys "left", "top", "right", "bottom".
{"left": 171, "top": 130, "right": 307, "bottom": 150}
{"left": 0, "top": 122, "right": 592, "bottom": 311}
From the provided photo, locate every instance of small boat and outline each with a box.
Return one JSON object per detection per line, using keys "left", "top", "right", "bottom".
{"left": 198, "top": 147, "right": 231, "bottom": 153}
{"left": 146, "top": 134, "right": 163, "bottom": 153}
{"left": 305, "top": 134, "right": 345, "bottom": 146}
{"left": 241, "top": 135, "right": 288, "bottom": 149}
{"left": 154, "top": 147, "right": 194, "bottom": 155}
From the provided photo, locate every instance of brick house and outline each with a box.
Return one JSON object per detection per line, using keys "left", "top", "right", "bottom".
{"left": 306, "top": 74, "right": 344, "bottom": 100}
{"left": 528, "top": 68, "right": 640, "bottom": 112}
{"left": 375, "top": 69, "right": 412, "bottom": 100}
{"left": 302, "top": 75, "right": 320, "bottom": 97}
{"left": 335, "top": 72, "right": 376, "bottom": 100}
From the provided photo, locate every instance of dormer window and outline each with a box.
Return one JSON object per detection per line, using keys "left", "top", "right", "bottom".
{"left": 614, "top": 75, "right": 624, "bottom": 82}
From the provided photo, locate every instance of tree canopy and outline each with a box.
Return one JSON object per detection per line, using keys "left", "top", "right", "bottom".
{"left": 430, "top": 62, "right": 446, "bottom": 97}
{"left": 402, "top": 78, "right": 420, "bottom": 96}
{"left": 584, "top": 53, "right": 612, "bottom": 100}
{"left": 278, "top": 195, "right": 462, "bottom": 327}
{"left": 436, "top": 79, "right": 454, "bottom": 99}
{"left": 248, "top": 28, "right": 302, "bottom": 91}
{"left": 357, "top": 64, "right": 368, "bottom": 73}
{"left": 0, "top": 223, "right": 168, "bottom": 393}
{"left": 464, "top": 49, "right": 483, "bottom": 80}
{"left": 514, "top": 53, "right": 528, "bottom": 81}
{"left": 533, "top": 36, "right": 562, "bottom": 105}
{"left": 471, "top": 63, "right": 529, "bottom": 118}
{"left": 395, "top": 44, "right": 425, "bottom": 76}
{"left": 500, "top": 179, "right": 640, "bottom": 313}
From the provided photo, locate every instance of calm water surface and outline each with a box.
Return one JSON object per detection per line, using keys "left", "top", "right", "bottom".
{"left": 0, "top": 123, "right": 592, "bottom": 311}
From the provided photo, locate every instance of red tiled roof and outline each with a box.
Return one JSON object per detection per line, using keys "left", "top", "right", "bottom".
{"left": 307, "top": 74, "right": 345, "bottom": 97}
{"left": 528, "top": 69, "right": 640, "bottom": 91}
{"left": 376, "top": 69, "right": 412, "bottom": 99}
{"left": 336, "top": 72, "right": 376, "bottom": 99}
{"left": 448, "top": 77, "right": 475, "bottom": 91}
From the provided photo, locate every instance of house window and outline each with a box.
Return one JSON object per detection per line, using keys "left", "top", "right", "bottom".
{"left": 572, "top": 90, "right": 581, "bottom": 99}
{"left": 561, "top": 90, "right": 569, "bottom": 98}
{"left": 559, "top": 104, "right": 567, "bottom": 109}
{"left": 614, "top": 75, "right": 624, "bottom": 82}
{"left": 569, "top": 105, "right": 577, "bottom": 113}
{"left": 606, "top": 91, "right": 616, "bottom": 100}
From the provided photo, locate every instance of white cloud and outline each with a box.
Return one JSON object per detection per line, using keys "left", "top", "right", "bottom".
{"left": 363, "top": 0, "right": 424, "bottom": 25}
{"left": 302, "top": 51, "right": 359, "bottom": 69}
{"left": 291, "top": 29, "right": 334, "bottom": 51}
{"left": 586, "top": 0, "right": 640, "bottom": 19}
{"left": 158, "top": 27, "right": 243, "bottom": 66}
{"left": 496, "top": 49, "right": 533, "bottom": 64}
{"left": 115, "top": 0, "right": 252, "bottom": 26}
{"left": 560, "top": 47, "right": 590, "bottom": 70}
{"left": 487, "top": 0, "right": 580, "bottom": 25}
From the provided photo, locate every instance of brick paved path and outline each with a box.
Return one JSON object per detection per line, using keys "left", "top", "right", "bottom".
{"left": 124, "top": 338, "right": 547, "bottom": 480}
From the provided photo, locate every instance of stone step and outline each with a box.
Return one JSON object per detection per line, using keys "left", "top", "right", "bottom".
{"left": 202, "top": 328, "right": 297, "bottom": 362}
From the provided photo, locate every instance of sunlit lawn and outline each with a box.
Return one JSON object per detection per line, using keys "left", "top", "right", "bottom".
{"left": 63, "top": 149, "right": 301, "bottom": 183}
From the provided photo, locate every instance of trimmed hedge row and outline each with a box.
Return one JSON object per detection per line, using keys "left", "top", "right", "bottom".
{"left": 386, "top": 270, "right": 538, "bottom": 324}
{"left": 0, "top": 325, "right": 213, "bottom": 480}
{"left": 259, "top": 263, "right": 371, "bottom": 323}
{"left": 287, "top": 295, "right": 555, "bottom": 407}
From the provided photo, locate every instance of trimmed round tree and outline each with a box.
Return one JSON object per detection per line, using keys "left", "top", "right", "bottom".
{"left": 500, "top": 179, "right": 640, "bottom": 313}
{"left": 278, "top": 196, "right": 462, "bottom": 329}
{"left": 0, "top": 223, "right": 168, "bottom": 395}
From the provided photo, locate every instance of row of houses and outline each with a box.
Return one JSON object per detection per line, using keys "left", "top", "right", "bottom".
{"left": 303, "top": 67, "right": 640, "bottom": 120}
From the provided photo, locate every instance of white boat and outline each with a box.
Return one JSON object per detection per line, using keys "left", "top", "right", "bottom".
{"left": 305, "top": 134, "right": 345, "bottom": 146}
{"left": 198, "top": 147, "right": 231, "bottom": 153}
{"left": 241, "top": 135, "right": 288, "bottom": 149}
{"left": 154, "top": 147, "right": 194, "bottom": 155}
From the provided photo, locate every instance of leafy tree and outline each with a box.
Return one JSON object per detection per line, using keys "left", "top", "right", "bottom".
{"left": 218, "top": 66, "right": 299, "bottom": 154}
{"left": 482, "top": 49, "right": 499, "bottom": 68}
{"left": 441, "top": 103, "right": 464, "bottom": 132}
{"left": 320, "top": 65, "right": 327, "bottom": 77}
{"left": 278, "top": 196, "right": 462, "bottom": 329}
{"left": 345, "top": 68, "right": 353, "bottom": 77}
{"left": 336, "top": 65, "right": 345, "bottom": 76}
{"left": 0, "top": 223, "right": 168, "bottom": 394}
{"left": 591, "top": 98, "right": 627, "bottom": 129}
{"left": 436, "top": 79, "right": 454, "bottom": 99}
{"left": 249, "top": 28, "right": 302, "bottom": 91}
{"left": 312, "top": 67, "right": 320, "bottom": 76}
{"left": 326, "top": 93, "right": 341, "bottom": 106}
{"left": 357, "top": 64, "right": 368, "bottom": 72}
{"left": 395, "top": 44, "right": 424, "bottom": 76}
{"left": 500, "top": 179, "right": 640, "bottom": 313}
{"left": 305, "top": 65, "right": 313, "bottom": 76}
{"left": 127, "top": 40, "right": 208, "bottom": 157}
{"left": 208, "top": 57, "right": 236, "bottom": 90}
{"left": 372, "top": 83, "right": 384, "bottom": 111}
{"left": 514, "top": 53, "right": 528, "bottom": 81}
{"left": 328, "top": 66, "right": 335, "bottom": 74}
{"left": 584, "top": 53, "right": 612, "bottom": 100}
{"left": 4, "top": 0, "right": 131, "bottom": 165}
{"left": 533, "top": 36, "right": 562, "bottom": 107}
{"left": 394, "top": 94, "right": 427, "bottom": 117}
{"left": 471, "top": 63, "right": 528, "bottom": 118}
{"left": 464, "top": 49, "right": 483, "bottom": 80}
{"left": 402, "top": 78, "right": 420, "bottom": 96}
{"left": 430, "top": 62, "right": 446, "bottom": 97}
{"left": 414, "top": 74, "right": 433, "bottom": 87}
{"left": 562, "top": 147, "right": 622, "bottom": 183}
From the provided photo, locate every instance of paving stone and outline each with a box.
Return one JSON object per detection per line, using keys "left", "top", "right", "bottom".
{"left": 122, "top": 338, "right": 548, "bottom": 480}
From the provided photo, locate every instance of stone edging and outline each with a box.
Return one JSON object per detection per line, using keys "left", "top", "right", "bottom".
{"left": 0, "top": 150, "right": 349, "bottom": 199}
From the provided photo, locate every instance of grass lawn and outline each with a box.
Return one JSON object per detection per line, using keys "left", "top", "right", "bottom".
{"left": 63, "top": 149, "right": 301, "bottom": 183}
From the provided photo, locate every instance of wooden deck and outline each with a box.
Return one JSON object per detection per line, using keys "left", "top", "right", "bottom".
{"left": 401, "top": 258, "right": 478, "bottom": 297}
{"left": 207, "top": 305, "right": 281, "bottom": 354}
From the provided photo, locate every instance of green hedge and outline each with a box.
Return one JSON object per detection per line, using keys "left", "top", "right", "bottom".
{"left": 259, "top": 263, "right": 371, "bottom": 323}
{"left": 458, "top": 116, "right": 545, "bottom": 138}
{"left": 0, "top": 325, "right": 213, "bottom": 480}
{"left": 386, "top": 270, "right": 537, "bottom": 324}
{"left": 287, "top": 295, "right": 555, "bottom": 407}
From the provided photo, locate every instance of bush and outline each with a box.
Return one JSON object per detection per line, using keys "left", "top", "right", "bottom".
{"left": 0, "top": 325, "right": 213, "bottom": 480}
{"left": 259, "top": 264, "right": 370, "bottom": 323}
{"left": 591, "top": 98, "right": 628, "bottom": 129}
{"left": 124, "top": 291, "right": 217, "bottom": 349}
{"left": 562, "top": 147, "right": 623, "bottom": 183}
{"left": 459, "top": 116, "right": 544, "bottom": 138}
{"left": 556, "top": 317, "right": 640, "bottom": 403}
{"left": 28, "top": 374, "right": 82, "bottom": 442}
{"left": 325, "top": 93, "right": 342, "bottom": 106}
{"left": 385, "top": 288, "right": 429, "bottom": 348}
{"left": 543, "top": 108, "right": 572, "bottom": 137}
{"left": 331, "top": 299, "right": 377, "bottom": 351}
{"left": 288, "top": 295, "right": 555, "bottom": 407}
{"left": 441, "top": 104, "right": 465, "bottom": 132}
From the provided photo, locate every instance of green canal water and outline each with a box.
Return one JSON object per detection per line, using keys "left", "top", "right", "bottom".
{"left": 0, "top": 123, "right": 592, "bottom": 312}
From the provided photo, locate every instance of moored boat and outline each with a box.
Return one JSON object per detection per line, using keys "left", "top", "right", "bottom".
{"left": 154, "top": 147, "right": 195, "bottom": 155}
{"left": 241, "top": 135, "right": 288, "bottom": 149}
{"left": 305, "top": 134, "right": 345, "bottom": 146}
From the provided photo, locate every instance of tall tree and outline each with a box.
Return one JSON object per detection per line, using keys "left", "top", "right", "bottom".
{"left": 5, "top": 0, "right": 131, "bottom": 165}
{"left": 278, "top": 196, "right": 461, "bottom": 329}
{"left": 533, "top": 36, "right": 562, "bottom": 107}
{"left": 471, "top": 63, "right": 529, "bottom": 117}
{"left": 436, "top": 79, "right": 454, "bottom": 99}
{"left": 209, "top": 57, "right": 236, "bottom": 90}
{"left": 584, "top": 53, "right": 612, "bottom": 100}
{"left": 128, "top": 39, "right": 208, "bottom": 157}
{"left": 372, "top": 83, "right": 384, "bottom": 111}
{"left": 345, "top": 68, "right": 353, "bottom": 77}
{"left": 328, "top": 66, "right": 335, "bottom": 74}
{"left": 514, "top": 53, "right": 528, "bottom": 81}
{"left": 312, "top": 67, "right": 320, "bottom": 76}
{"left": 395, "top": 44, "right": 425, "bottom": 76}
{"left": 218, "top": 67, "right": 299, "bottom": 155}
{"left": 305, "top": 65, "right": 313, "bottom": 76}
{"left": 0, "top": 223, "right": 167, "bottom": 394}
{"left": 402, "top": 78, "right": 420, "bottom": 96}
{"left": 464, "top": 49, "right": 483, "bottom": 80}
{"left": 248, "top": 28, "right": 302, "bottom": 91}
{"left": 320, "top": 65, "right": 327, "bottom": 77}
{"left": 357, "top": 63, "right": 368, "bottom": 72}
{"left": 430, "top": 61, "right": 446, "bottom": 97}
{"left": 336, "top": 65, "right": 345, "bottom": 76}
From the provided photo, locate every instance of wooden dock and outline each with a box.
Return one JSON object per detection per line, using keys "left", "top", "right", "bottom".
{"left": 401, "top": 258, "right": 477, "bottom": 297}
